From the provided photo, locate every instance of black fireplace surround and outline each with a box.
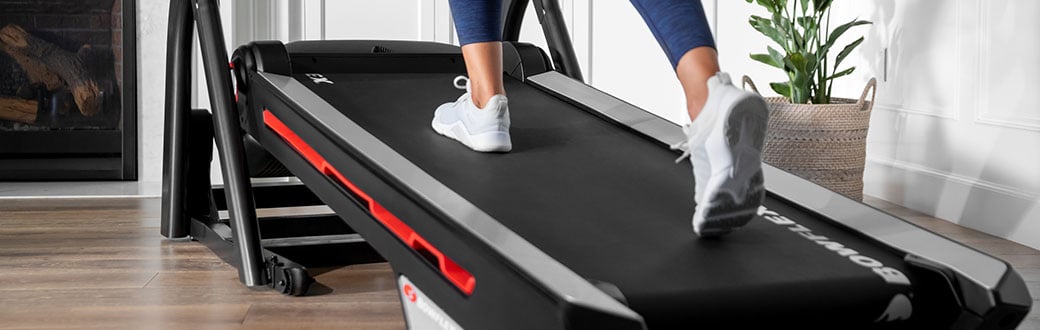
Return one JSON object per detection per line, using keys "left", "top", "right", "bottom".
{"left": 0, "top": 0, "right": 136, "bottom": 180}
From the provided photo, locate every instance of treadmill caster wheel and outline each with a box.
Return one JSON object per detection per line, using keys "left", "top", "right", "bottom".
{"left": 277, "top": 267, "right": 313, "bottom": 296}
{"left": 266, "top": 257, "right": 314, "bottom": 296}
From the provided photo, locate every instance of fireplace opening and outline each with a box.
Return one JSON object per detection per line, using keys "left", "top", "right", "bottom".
{"left": 0, "top": 0, "right": 136, "bottom": 180}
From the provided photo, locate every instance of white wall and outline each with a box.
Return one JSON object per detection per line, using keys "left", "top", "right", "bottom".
{"left": 139, "top": 1, "right": 1039, "bottom": 249}
{"left": 714, "top": 0, "right": 1040, "bottom": 250}
{"left": 863, "top": 1, "right": 1040, "bottom": 250}
{"left": 136, "top": 0, "right": 169, "bottom": 185}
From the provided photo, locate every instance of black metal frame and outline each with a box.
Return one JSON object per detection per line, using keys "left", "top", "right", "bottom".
{"left": 121, "top": 0, "right": 138, "bottom": 180}
{"left": 0, "top": 0, "right": 138, "bottom": 181}
{"left": 502, "top": 0, "right": 583, "bottom": 81}
{"left": 161, "top": 0, "right": 382, "bottom": 295}
{"left": 162, "top": 0, "right": 261, "bottom": 283}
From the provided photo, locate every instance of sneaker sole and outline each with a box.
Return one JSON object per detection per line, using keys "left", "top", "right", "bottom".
{"left": 697, "top": 96, "right": 768, "bottom": 237}
{"left": 432, "top": 119, "right": 512, "bottom": 153}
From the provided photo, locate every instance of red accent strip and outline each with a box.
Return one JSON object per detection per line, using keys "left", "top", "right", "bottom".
{"left": 263, "top": 110, "right": 476, "bottom": 295}
{"left": 229, "top": 61, "right": 239, "bottom": 103}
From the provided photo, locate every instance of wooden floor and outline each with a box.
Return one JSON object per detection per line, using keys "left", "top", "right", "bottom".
{"left": 0, "top": 197, "right": 1036, "bottom": 329}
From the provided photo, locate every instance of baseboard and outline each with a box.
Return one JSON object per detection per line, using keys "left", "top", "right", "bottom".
{"left": 865, "top": 157, "right": 1040, "bottom": 251}
{"left": 0, "top": 181, "right": 161, "bottom": 199}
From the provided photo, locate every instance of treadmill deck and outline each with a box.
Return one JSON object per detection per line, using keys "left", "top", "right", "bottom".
{"left": 294, "top": 72, "right": 913, "bottom": 325}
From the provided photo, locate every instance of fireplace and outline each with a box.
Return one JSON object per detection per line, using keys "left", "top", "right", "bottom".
{"left": 0, "top": 0, "right": 136, "bottom": 180}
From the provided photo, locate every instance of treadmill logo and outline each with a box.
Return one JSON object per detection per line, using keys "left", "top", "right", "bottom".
{"left": 757, "top": 206, "right": 911, "bottom": 287}
{"left": 877, "top": 294, "right": 913, "bottom": 322}
{"left": 403, "top": 284, "right": 418, "bottom": 302}
{"left": 306, "top": 73, "right": 334, "bottom": 85}
{"left": 403, "top": 284, "right": 460, "bottom": 330}
{"left": 757, "top": 206, "right": 913, "bottom": 322}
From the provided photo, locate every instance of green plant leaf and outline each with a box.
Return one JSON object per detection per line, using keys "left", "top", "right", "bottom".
{"left": 806, "top": 52, "right": 819, "bottom": 75}
{"left": 788, "top": 52, "right": 809, "bottom": 72}
{"left": 773, "top": 12, "right": 800, "bottom": 49}
{"left": 800, "top": 0, "right": 810, "bottom": 14}
{"left": 822, "top": 19, "right": 871, "bottom": 56}
{"left": 782, "top": 54, "right": 797, "bottom": 73}
{"left": 827, "top": 67, "right": 856, "bottom": 80}
{"left": 751, "top": 54, "right": 783, "bottom": 69}
{"left": 749, "top": 15, "right": 771, "bottom": 26}
{"left": 796, "top": 16, "right": 818, "bottom": 49}
{"left": 834, "top": 36, "right": 864, "bottom": 69}
{"left": 796, "top": 16, "right": 816, "bottom": 30}
{"left": 768, "top": 46, "right": 786, "bottom": 66}
{"left": 790, "top": 76, "right": 811, "bottom": 103}
{"left": 783, "top": 53, "right": 812, "bottom": 103}
{"left": 770, "top": 82, "right": 792, "bottom": 98}
{"left": 750, "top": 16, "right": 791, "bottom": 51}
{"left": 813, "top": 0, "right": 833, "bottom": 12}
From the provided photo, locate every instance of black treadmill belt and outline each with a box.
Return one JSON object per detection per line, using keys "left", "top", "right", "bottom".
{"left": 298, "top": 73, "right": 912, "bottom": 325}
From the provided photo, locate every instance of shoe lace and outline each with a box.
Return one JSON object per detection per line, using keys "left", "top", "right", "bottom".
{"left": 670, "top": 141, "right": 690, "bottom": 164}
{"left": 670, "top": 125, "right": 692, "bottom": 164}
{"left": 453, "top": 76, "right": 469, "bottom": 90}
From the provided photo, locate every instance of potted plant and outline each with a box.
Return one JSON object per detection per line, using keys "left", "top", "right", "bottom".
{"left": 743, "top": 0, "right": 876, "bottom": 200}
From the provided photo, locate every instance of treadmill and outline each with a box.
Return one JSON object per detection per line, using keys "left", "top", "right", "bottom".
{"left": 160, "top": 0, "right": 1032, "bottom": 328}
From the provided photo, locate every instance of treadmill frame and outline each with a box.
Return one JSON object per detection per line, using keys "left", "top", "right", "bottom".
{"left": 161, "top": 0, "right": 1031, "bottom": 328}
{"left": 239, "top": 48, "right": 1032, "bottom": 328}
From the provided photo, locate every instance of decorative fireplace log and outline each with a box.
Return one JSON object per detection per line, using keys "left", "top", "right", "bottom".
{"left": 0, "top": 97, "right": 37, "bottom": 124}
{"left": 0, "top": 46, "right": 64, "bottom": 91}
{"left": 0, "top": 24, "right": 102, "bottom": 117}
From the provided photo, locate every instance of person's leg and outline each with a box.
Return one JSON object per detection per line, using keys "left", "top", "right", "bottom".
{"left": 631, "top": 0, "right": 768, "bottom": 237}
{"left": 433, "top": 0, "right": 511, "bottom": 152}
{"left": 449, "top": 0, "right": 506, "bottom": 107}
{"left": 629, "top": 0, "right": 717, "bottom": 121}
{"left": 675, "top": 48, "right": 719, "bottom": 121}
{"left": 461, "top": 42, "right": 505, "bottom": 108}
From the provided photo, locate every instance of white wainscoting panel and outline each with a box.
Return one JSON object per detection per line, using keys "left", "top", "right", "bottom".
{"left": 976, "top": 0, "right": 1040, "bottom": 132}
{"left": 323, "top": 0, "right": 420, "bottom": 40}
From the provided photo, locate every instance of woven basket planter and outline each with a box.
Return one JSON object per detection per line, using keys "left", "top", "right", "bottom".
{"left": 743, "top": 76, "right": 877, "bottom": 200}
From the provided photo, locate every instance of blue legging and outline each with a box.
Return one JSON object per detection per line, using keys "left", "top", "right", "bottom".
{"left": 448, "top": 0, "right": 715, "bottom": 68}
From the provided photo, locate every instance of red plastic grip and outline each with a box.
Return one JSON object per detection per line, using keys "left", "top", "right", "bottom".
{"left": 263, "top": 110, "right": 476, "bottom": 295}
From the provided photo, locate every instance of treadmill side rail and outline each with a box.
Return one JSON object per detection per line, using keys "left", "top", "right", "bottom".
{"left": 264, "top": 110, "right": 478, "bottom": 295}
{"left": 526, "top": 70, "right": 1032, "bottom": 326}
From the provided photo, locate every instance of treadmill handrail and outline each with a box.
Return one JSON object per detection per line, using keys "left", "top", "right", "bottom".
{"left": 256, "top": 71, "right": 644, "bottom": 324}
{"left": 525, "top": 71, "right": 1010, "bottom": 295}
{"left": 502, "top": 0, "right": 584, "bottom": 81}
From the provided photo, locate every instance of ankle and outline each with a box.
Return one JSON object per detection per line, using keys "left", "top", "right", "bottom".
{"left": 686, "top": 98, "right": 706, "bottom": 121}
{"left": 471, "top": 89, "right": 506, "bottom": 109}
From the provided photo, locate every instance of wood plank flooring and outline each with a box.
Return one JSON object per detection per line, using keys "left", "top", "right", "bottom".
{"left": 0, "top": 199, "right": 403, "bottom": 329}
{"left": 0, "top": 197, "right": 1036, "bottom": 329}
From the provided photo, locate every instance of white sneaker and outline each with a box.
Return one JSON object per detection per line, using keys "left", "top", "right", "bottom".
{"left": 673, "top": 72, "right": 768, "bottom": 237}
{"left": 432, "top": 76, "right": 512, "bottom": 152}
